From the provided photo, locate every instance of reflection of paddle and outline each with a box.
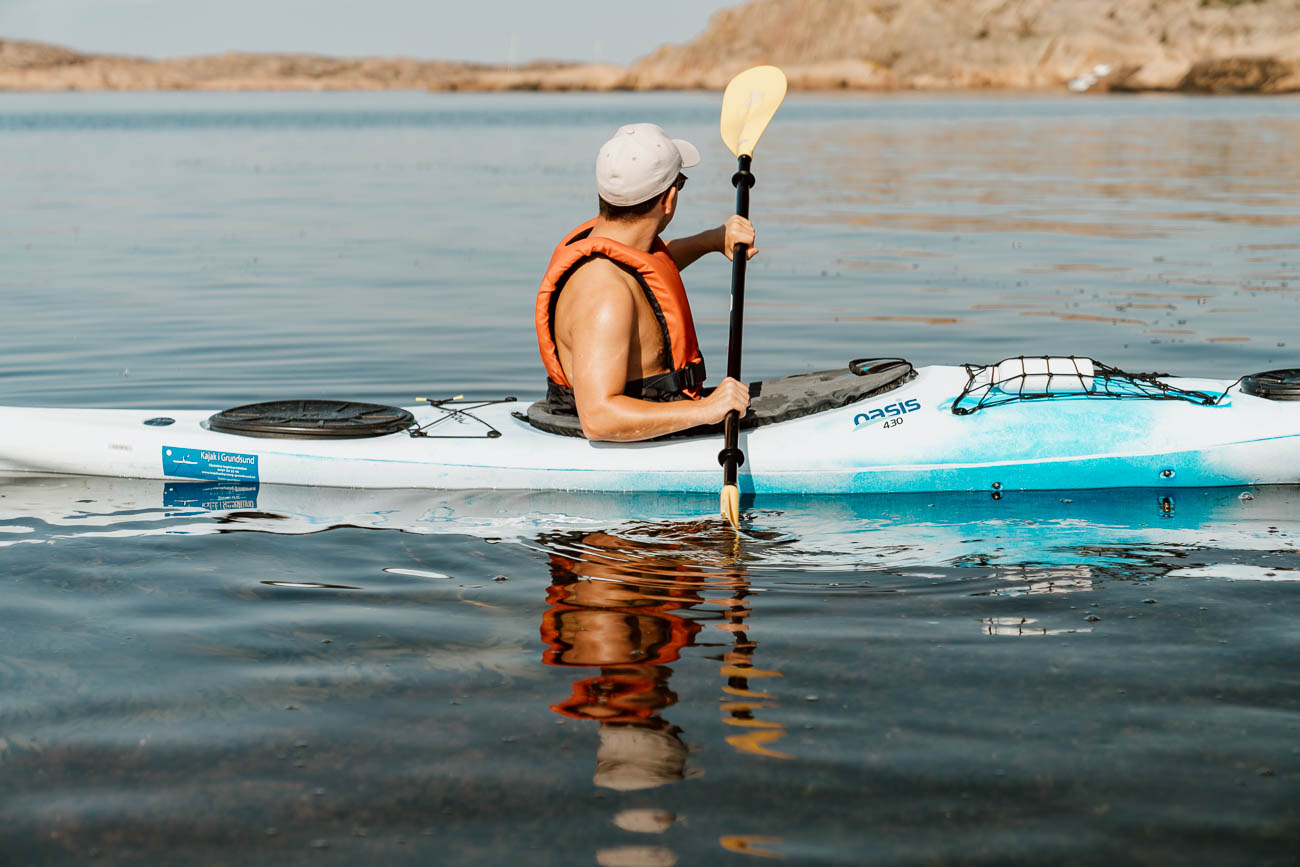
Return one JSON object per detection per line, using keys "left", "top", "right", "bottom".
{"left": 718, "top": 65, "right": 787, "bottom": 529}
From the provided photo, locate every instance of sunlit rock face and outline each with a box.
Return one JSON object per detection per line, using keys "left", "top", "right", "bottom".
{"left": 628, "top": 0, "right": 1300, "bottom": 93}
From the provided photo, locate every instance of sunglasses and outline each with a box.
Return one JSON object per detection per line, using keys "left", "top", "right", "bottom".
{"left": 673, "top": 174, "right": 688, "bottom": 191}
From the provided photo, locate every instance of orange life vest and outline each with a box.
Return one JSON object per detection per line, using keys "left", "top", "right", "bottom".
{"left": 536, "top": 219, "right": 705, "bottom": 400}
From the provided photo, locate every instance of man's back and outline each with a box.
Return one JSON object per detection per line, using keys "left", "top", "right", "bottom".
{"left": 553, "top": 255, "right": 671, "bottom": 392}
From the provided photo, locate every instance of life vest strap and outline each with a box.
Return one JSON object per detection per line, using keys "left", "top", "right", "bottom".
{"left": 542, "top": 358, "right": 706, "bottom": 416}
{"left": 627, "top": 359, "right": 707, "bottom": 399}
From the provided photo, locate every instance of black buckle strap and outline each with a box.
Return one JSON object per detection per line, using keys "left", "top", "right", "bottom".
{"left": 633, "top": 360, "right": 707, "bottom": 397}
{"left": 542, "top": 360, "right": 707, "bottom": 412}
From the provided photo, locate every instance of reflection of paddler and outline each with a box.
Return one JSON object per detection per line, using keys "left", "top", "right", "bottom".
{"left": 538, "top": 525, "right": 787, "bottom": 792}
{"left": 540, "top": 576, "right": 703, "bottom": 671}
{"left": 540, "top": 531, "right": 711, "bottom": 672}
{"left": 594, "top": 724, "right": 691, "bottom": 793}
{"left": 540, "top": 531, "right": 712, "bottom": 791}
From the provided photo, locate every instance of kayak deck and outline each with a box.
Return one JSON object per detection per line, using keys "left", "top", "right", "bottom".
{"left": 1, "top": 365, "right": 1298, "bottom": 493}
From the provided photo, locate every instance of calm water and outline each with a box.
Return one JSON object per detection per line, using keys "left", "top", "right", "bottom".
{"left": 2, "top": 92, "right": 1298, "bottom": 865}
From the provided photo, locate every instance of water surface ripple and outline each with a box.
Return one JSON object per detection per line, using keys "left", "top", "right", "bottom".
{"left": 1, "top": 92, "right": 1298, "bottom": 865}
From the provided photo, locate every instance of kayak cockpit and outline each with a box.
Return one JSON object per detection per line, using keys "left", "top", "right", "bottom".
{"left": 520, "top": 357, "right": 917, "bottom": 439}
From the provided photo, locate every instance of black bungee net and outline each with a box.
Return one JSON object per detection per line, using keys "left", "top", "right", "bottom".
{"left": 951, "top": 355, "right": 1240, "bottom": 416}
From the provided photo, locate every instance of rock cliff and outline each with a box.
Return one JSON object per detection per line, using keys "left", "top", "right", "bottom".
{"left": 629, "top": 0, "right": 1300, "bottom": 92}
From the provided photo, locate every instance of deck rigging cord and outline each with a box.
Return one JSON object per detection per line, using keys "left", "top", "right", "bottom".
{"left": 952, "top": 356, "right": 1241, "bottom": 415}
{"left": 409, "top": 396, "right": 517, "bottom": 439}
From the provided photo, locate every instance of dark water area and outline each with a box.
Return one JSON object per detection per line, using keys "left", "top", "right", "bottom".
{"left": 2, "top": 92, "right": 1299, "bottom": 864}
{"left": 1, "top": 481, "right": 1298, "bottom": 865}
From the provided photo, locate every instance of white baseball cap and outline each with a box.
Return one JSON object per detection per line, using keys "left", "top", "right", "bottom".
{"left": 596, "top": 123, "right": 701, "bottom": 206}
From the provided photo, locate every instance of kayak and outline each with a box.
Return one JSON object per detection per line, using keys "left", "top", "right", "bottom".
{"left": 1, "top": 357, "right": 1297, "bottom": 494}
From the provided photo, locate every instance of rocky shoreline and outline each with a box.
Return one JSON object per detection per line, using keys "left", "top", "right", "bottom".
{"left": 3, "top": 0, "right": 1298, "bottom": 94}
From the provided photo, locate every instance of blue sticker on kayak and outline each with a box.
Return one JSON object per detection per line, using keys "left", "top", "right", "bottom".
{"left": 162, "top": 446, "right": 259, "bottom": 481}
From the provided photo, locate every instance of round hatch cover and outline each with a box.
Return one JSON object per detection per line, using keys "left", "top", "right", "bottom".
{"left": 208, "top": 400, "right": 415, "bottom": 439}
{"left": 1240, "top": 369, "right": 1300, "bottom": 402}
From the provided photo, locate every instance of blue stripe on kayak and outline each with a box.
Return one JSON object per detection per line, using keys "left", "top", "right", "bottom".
{"left": 224, "top": 431, "right": 1299, "bottom": 494}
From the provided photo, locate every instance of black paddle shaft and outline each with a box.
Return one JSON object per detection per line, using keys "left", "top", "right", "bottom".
{"left": 718, "top": 154, "right": 755, "bottom": 485}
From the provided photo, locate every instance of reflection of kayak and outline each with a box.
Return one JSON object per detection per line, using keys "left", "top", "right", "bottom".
{"left": 1, "top": 359, "right": 1298, "bottom": 494}
{"left": 2, "top": 475, "right": 1295, "bottom": 574}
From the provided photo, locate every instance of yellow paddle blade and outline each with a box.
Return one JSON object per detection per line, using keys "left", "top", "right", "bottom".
{"left": 721, "top": 483, "right": 740, "bottom": 529}
{"left": 720, "top": 65, "right": 788, "bottom": 158}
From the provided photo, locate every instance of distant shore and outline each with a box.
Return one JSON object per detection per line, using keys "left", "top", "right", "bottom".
{"left": 3, "top": 0, "right": 1299, "bottom": 95}
{"left": 0, "top": 42, "right": 622, "bottom": 94}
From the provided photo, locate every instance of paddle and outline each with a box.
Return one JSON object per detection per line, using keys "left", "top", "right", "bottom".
{"left": 718, "top": 65, "right": 787, "bottom": 529}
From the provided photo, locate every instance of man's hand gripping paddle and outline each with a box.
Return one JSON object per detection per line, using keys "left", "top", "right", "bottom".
{"left": 718, "top": 65, "right": 786, "bottom": 530}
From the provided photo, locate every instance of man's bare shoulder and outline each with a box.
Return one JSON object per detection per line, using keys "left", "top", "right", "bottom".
{"left": 557, "top": 258, "right": 637, "bottom": 329}
{"left": 564, "top": 255, "right": 639, "bottom": 295}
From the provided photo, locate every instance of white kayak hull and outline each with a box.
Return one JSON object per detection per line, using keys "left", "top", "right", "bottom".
{"left": 1, "top": 365, "right": 1298, "bottom": 494}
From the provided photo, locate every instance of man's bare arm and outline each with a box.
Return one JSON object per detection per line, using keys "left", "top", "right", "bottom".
{"left": 557, "top": 262, "right": 749, "bottom": 443}
{"left": 666, "top": 215, "right": 758, "bottom": 271}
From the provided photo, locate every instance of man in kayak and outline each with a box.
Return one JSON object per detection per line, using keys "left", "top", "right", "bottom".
{"left": 536, "top": 123, "right": 755, "bottom": 442}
